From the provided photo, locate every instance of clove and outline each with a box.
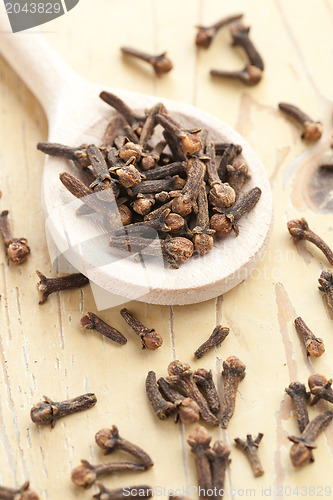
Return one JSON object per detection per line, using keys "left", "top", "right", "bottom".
{"left": 234, "top": 433, "right": 264, "bottom": 477}
{"left": 206, "top": 142, "right": 236, "bottom": 208}
{"left": 157, "top": 376, "right": 200, "bottom": 424}
{"left": 145, "top": 371, "right": 176, "bottom": 420}
{"left": 288, "top": 411, "right": 333, "bottom": 467}
{"left": 193, "top": 369, "right": 220, "bottom": 413}
{"left": 167, "top": 360, "right": 219, "bottom": 426}
{"left": 30, "top": 393, "right": 97, "bottom": 428}
{"left": 194, "top": 325, "right": 230, "bottom": 359}
{"left": 36, "top": 270, "right": 89, "bottom": 305}
{"left": 318, "top": 270, "right": 333, "bottom": 307}
{"left": 287, "top": 218, "right": 333, "bottom": 265}
{"left": 81, "top": 312, "right": 127, "bottom": 345}
{"left": 226, "top": 158, "right": 251, "bottom": 198}
{"left": 211, "top": 187, "right": 261, "bottom": 237}
{"left": 230, "top": 21, "right": 264, "bottom": 70}
{"left": 187, "top": 426, "right": 213, "bottom": 500}
{"left": 128, "top": 176, "right": 185, "bottom": 197}
{"left": 171, "top": 158, "right": 206, "bottom": 216}
{"left": 156, "top": 113, "right": 202, "bottom": 156}
{"left": 294, "top": 317, "right": 325, "bottom": 357}
{"left": 192, "top": 183, "right": 215, "bottom": 255}
{"left": 210, "top": 64, "right": 263, "bottom": 86}
{"left": 37, "top": 141, "right": 93, "bottom": 168}
{"left": 279, "top": 103, "right": 323, "bottom": 141}
{"left": 121, "top": 47, "right": 173, "bottom": 76}
{"left": 0, "top": 210, "right": 30, "bottom": 265}
{"left": 132, "top": 194, "right": 155, "bottom": 216}
{"left": 285, "top": 382, "right": 310, "bottom": 433}
{"left": 221, "top": 355, "right": 246, "bottom": 428}
{"left": 71, "top": 460, "right": 146, "bottom": 489}
{"left": 99, "top": 91, "right": 144, "bottom": 133}
{"left": 0, "top": 482, "right": 39, "bottom": 500}
{"left": 120, "top": 308, "right": 163, "bottom": 349}
{"left": 308, "top": 373, "right": 333, "bottom": 405}
{"left": 195, "top": 13, "right": 243, "bottom": 49}
{"left": 95, "top": 425, "right": 153, "bottom": 467}
{"left": 206, "top": 441, "right": 231, "bottom": 500}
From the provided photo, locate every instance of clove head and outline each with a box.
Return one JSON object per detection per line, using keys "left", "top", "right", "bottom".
{"left": 210, "top": 214, "right": 233, "bottom": 237}
{"left": 6, "top": 238, "right": 30, "bottom": 264}
{"left": 188, "top": 425, "right": 212, "bottom": 450}
{"left": 287, "top": 218, "right": 309, "bottom": 240}
{"left": 178, "top": 397, "right": 200, "bottom": 424}
{"left": 71, "top": 460, "right": 96, "bottom": 488}
{"left": 95, "top": 428, "right": 113, "bottom": 452}
{"left": 241, "top": 64, "right": 263, "bottom": 85}
{"left": 290, "top": 442, "right": 313, "bottom": 468}
{"left": 195, "top": 27, "right": 215, "bottom": 48}
{"left": 151, "top": 53, "right": 173, "bottom": 75}
{"left": 171, "top": 195, "right": 193, "bottom": 217}
{"left": 118, "top": 142, "right": 142, "bottom": 163}
{"left": 132, "top": 195, "right": 155, "bottom": 215}
{"left": 194, "top": 233, "right": 214, "bottom": 255}
{"left": 116, "top": 163, "right": 142, "bottom": 188}
{"left": 165, "top": 237, "right": 193, "bottom": 264}
{"left": 302, "top": 121, "right": 323, "bottom": 142}
{"left": 165, "top": 213, "right": 185, "bottom": 233}
{"left": 308, "top": 373, "right": 330, "bottom": 395}
{"left": 180, "top": 131, "right": 203, "bottom": 155}
{"left": 30, "top": 398, "right": 56, "bottom": 426}
{"left": 209, "top": 183, "right": 235, "bottom": 208}
{"left": 118, "top": 204, "right": 132, "bottom": 226}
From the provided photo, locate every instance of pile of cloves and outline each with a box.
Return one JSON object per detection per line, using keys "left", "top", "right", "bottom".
{"left": 145, "top": 356, "right": 246, "bottom": 428}
{"left": 37, "top": 91, "right": 261, "bottom": 268}
{"left": 195, "top": 14, "right": 264, "bottom": 86}
{"left": 71, "top": 424, "right": 153, "bottom": 490}
{"left": 285, "top": 374, "right": 333, "bottom": 467}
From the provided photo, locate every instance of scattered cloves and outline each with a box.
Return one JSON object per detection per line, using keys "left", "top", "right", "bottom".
{"left": 221, "top": 355, "right": 246, "bottom": 428}
{"left": 71, "top": 459, "right": 146, "bottom": 489}
{"left": 210, "top": 64, "right": 263, "bottom": 86}
{"left": 206, "top": 440, "right": 231, "bottom": 500}
{"left": 294, "top": 317, "right": 325, "bottom": 357}
{"left": 318, "top": 270, "right": 333, "bottom": 308}
{"left": 187, "top": 426, "right": 213, "bottom": 500}
{"left": 95, "top": 425, "right": 153, "bottom": 467}
{"left": 36, "top": 270, "right": 89, "bottom": 305}
{"left": 194, "top": 325, "right": 230, "bottom": 359}
{"left": 234, "top": 433, "right": 264, "bottom": 477}
{"left": 81, "top": 312, "right": 127, "bottom": 345}
{"left": 195, "top": 13, "right": 243, "bottom": 49}
{"left": 146, "top": 371, "right": 176, "bottom": 420}
{"left": 193, "top": 369, "right": 220, "bottom": 413}
{"left": 0, "top": 210, "right": 30, "bottom": 265}
{"left": 288, "top": 411, "right": 333, "bottom": 467}
{"left": 167, "top": 360, "right": 219, "bottom": 426}
{"left": 120, "top": 308, "right": 163, "bottom": 349}
{"left": 279, "top": 103, "right": 323, "bottom": 141}
{"left": 121, "top": 47, "right": 173, "bottom": 76}
{"left": 308, "top": 374, "right": 333, "bottom": 405}
{"left": 0, "top": 481, "right": 39, "bottom": 500}
{"left": 157, "top": 377, "right": 200, "bottom": 424}
{"left": 287, "top": 218, "right": 333, "bottom": 265}
{"left": 30, "top": 393, "right": 97, "bottom": 428}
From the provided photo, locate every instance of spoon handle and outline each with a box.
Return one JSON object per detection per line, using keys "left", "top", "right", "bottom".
{"left": 0, "top": 3, "right": 78, "bottom": 117}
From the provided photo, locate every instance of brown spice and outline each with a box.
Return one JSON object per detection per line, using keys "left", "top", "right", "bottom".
{"left": 0, "top": 210, "right": 30, "bottom": 265}
{"left": 211, "top": 64, "right": 263, "bottom": 86}
{"left": 318, "top": 270, "right": 333, "bottom": 307}
{"left": 36, "top": 270, "right": 89, "bottom": 305}
{"left": 120, "top": 308, "right": 163, "bottom": 349}
{"left": 294, "top": 317, "right": 325, "bottom": 357}
{"left": 287, "top": 218, "right": 333, "bottom": 264}
{"left": 206, "top": 441, "right": 231, "bottom": 500}
{"left": 194, "top": 325, "right": 230, "bottom": 359}
{"left": 234, "top": 433, "right": 264, "bottom": 476}
{"left": 221, "top": 355, "right": 246, "bottom": 428}
{"left": 285, "top": 382, "right": 310, "bottom": 433}
{"left": 187, "top": 426, "right": 213, "bottom": 500}
{"left": 71, "top": 460, "right": 146, "bottom": 488}
{"left": 279, "top": 103, "right": 323, "bottom": 141}
{"left": 81, "top": 312, "right": 127, "bottom": 345}
{"left": 195, "top": 13, "right": 244, "bottom": 49}
{"left": 145, "top": 371, "right": 176, "bottom": 420}
{"left": 193, "top": 369, "right": 220, "bottom": 413}
{"left": 30, "top": 393, "right": 97, "bottom": 428}
{"left": 121, "top": 47, "right": 173, "bottom": 76}
{"left": 230, "top": 21, "right": 264, "bottom": 70}
{"left": 308, "top": 374, "right": 333, "bottom": 405}
{"left": 157, "top": 376, "right": 200, "bottom": 424}
{"left": 0, "top": 481, "right": 39, "bottom": 500}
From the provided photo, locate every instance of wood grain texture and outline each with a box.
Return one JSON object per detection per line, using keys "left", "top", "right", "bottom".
{"left": 0, "top": 0, "right": 333, "bottom": 498}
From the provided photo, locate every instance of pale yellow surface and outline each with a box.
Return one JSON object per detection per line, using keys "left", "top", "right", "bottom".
{"left": 0, "top": 0, "right": 333, "bottom": 498}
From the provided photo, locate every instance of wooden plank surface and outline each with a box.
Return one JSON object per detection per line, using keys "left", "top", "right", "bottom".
{"left": 0, "top": 0, "right": 333, "bottom": 498}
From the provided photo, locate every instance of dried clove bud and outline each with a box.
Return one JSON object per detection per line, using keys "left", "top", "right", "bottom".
{"left": 195, "top": 13, "right": 243, "bottom": 49}
{"left": 36, "top": 270, "right": 89, "bottom": 305}
{"left": 146, "top": 371, "right": 176, "bottom": 420}
{"left": 99, "top": 91, "right": 144, "bottom": 133}
{"left": 234, "top": 434, "right": 264, "bottom": 476}
{"left": 81, "top": 312, "right": 127, "bottom": 345}
{"left": 279, "top": 103, "right": 323, "bottom": 141}
{"left": 221, "top": 355, "right": 246, "bottom": 428}
{"left": 211, "top": 64, "right": 263, "bottom": 86}
{"left": 318, "top": 270, "right": 333, "bottom": 307}
{"left": 294, "top": 317, "right": 325, "bottom": 357}
{"left": 132, "top": 194, "right": 155, "bottom": 216}
{"left": 71, "top": 460, "right": 146, "bottom": 489}
{"left": 120, "top": 308, "right": 163, "bottom": 349}
{"left": 0, "top": 210, "right": 30, "bottom": 265}
{"left": 156, "top": 113, "right": 202, "bottom": 156}
{"left": 288, "top": 411, "right": 333, "bottom": 467}
{"left": 194, "top": 325, "right": 230, "bottom": 359}
{"left": 31, "top": 393, "right": 97, "bottom": 428}
{"left": 0, "top": 481, "right": 39, "bottom": 500}
{"left": 193, "top": 183, "right": 215, "bottom": 255}
{"left": 308, "top": 374, "right": 333, "bottom": 405}
{"left": 230, "top": 21, "right": 264, "bottom": 70}
{"left": 95, "top": 425, "right": 153, "bottom": 467}
{"left": 206, "top": 441, "right": 231, "bottom": 500}
{"left": 206, "top": 142, "right": 236, "bottom": 208}
{"left": 171, "top": 158, "right": 206, "bottom": 217}
{"left": 287, "top": 218, "right": 333, "bottom": 265}
{"left": 187, "top": 426, "right": 213, "bottom": 499}
{"left": 193, "top": 369, "right": 220, "bottom": 413}
{"left": 226, "top": 158, "right": 251, "bottom": 197}
{"left": 285, "top": 382, "right": 310, "bottom": 433}
{"left": 121, "top": 47, "right": 173, "bottom": 76}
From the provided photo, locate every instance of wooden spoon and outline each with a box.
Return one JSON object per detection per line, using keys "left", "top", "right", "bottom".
{"left": 0, "top": 8, "right": 272, "bottom": 306}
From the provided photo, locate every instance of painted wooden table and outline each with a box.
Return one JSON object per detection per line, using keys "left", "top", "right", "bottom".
{"left": 0, "top": 0, "right": 332, "bottom": 498}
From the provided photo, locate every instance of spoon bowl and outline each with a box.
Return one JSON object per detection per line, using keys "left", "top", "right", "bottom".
{"left": 0, "top": 7, "right": 272, "bottom": 306}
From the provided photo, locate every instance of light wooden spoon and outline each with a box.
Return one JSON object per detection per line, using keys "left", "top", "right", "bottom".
{"left": 0, "top": 9, "right": 272, "bottom": 306}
